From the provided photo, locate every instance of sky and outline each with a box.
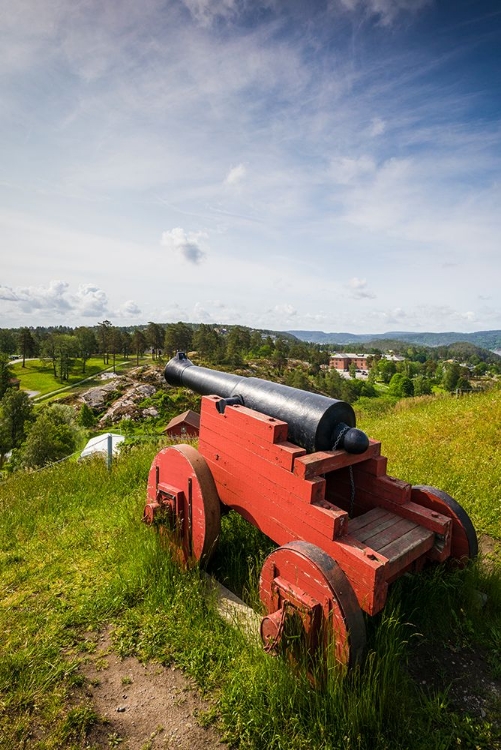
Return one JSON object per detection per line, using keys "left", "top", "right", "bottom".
{"left": 1, "top": 0, "right": 501, "bottom": 335}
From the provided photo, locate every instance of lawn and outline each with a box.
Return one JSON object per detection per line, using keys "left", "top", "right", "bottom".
{"left": 12, "top": 357, "right": 148, "bottom": 398}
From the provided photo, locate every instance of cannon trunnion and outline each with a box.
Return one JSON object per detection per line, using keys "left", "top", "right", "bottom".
{"left": 145, "top": 354, "right": 477, "bottom": 672}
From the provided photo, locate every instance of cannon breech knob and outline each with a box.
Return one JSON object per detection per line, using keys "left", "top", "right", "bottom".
{"left": 332, "top": 423, "right": 369, "bottom": 454}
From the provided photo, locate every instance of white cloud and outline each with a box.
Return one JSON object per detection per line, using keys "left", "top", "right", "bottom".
{"left": 0, "top": 286, "right": 19, "bottom": 301}
{"left": 0, "top": 280, "right": 109, "bottom": 318}
{"left": 160, "top": 228, "right": 208, "bottom": 264}
{"left": 369, "top": 117, "right": 386, "bottom": 137}
{"left": 330, "top": 156, "right": 376, "bottom": 186}
{"left": 75, "top": 284, "right": 109, "bottom": 317}
{"left": 224, "top": 163, "right": 247, "bottom": 186}
{"left": 181, "top": 0, "right": 242, "bottom": 27}
{"left": 0, "top": 0, "right": 500, "bottom": 334}
{"left": 347, "top": 278, "right": 376, "bottom": 300}
{"left": 338, "top": 0, "right": 432, "bottom": 26}
{"left": 118, "top": 300, "right": 142, "bottom": 316}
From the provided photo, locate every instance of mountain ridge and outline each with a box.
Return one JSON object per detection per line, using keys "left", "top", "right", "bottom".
{"left": 286, "top": 329, "right": 501, "bottom": 350}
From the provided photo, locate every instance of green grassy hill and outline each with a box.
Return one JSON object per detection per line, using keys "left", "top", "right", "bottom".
{"left": 357, "top": 389, "right": 501, "bottom": 540}
{"left": 1, "top": 390, "right": 501, "bottom": 749}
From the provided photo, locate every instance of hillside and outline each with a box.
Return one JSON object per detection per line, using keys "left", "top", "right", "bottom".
{"left": 287, "top": 328, "right": 501, "bottom": 350}
{"left": 1, "top": 388, "right": 501, "bottom": 748}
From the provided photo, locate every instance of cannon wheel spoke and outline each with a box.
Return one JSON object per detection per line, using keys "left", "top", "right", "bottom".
{"left": 146, "top": 444, "right": 221, "bottom": 566}
{"left": 412, "top": 485, "right": 478, "bottom": 562}
{"left": 259, "top": 541, "right": 366, "bottom": 671}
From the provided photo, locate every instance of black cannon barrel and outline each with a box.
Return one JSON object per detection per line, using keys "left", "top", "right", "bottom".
{"left": 164, "top": 353, "right": 369, "bottom": 454}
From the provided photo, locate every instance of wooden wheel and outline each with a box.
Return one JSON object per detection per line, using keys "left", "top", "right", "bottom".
{"left": 259, "top": 541, "right": 366, "bottom": 670}
{"left": 412, "top": 485, "right": 478, "bottom": 563}
{"left": 145, "top": 444, "right": 221, "bottom": 566}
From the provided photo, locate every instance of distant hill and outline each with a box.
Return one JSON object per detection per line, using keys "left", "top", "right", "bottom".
{"left": 286, "top": 329, "right": 501, "bottom": 350}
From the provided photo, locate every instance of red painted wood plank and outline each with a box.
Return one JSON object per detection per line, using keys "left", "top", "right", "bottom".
{"left": 201, "top": 441, "right": 345, "bottom": 539}
{"left": 357, "top": 455, "right": 388, "bottom": 477}
{"left": 199, "top": 425, "right": 326, "bottom": 505}
{"left": 202, "top": 453, "right": 387, "bottom": 614}
{"left": 201, "top": 396, "right": 288, "bottom": 443}
{"left": 293, "top": 440, "right": 381, "bottom": 480}
{"left": 328, "top": 477, "right": 453, "bottom": 562}
{"left": 200, "top": 405, "right": 306, "bottom": 471}
{"left": 342, "top": 467, "right": 413, "bottom": 504}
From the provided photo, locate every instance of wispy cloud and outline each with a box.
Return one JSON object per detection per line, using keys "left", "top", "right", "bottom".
{"left": 224, "top": 163, "right": 247, "bottom": 186}
{"left": 0, "top": 0, "right": 499, "bottom": 333}
{"left": 338, "top": 0, "right": 433, "bottom": 26}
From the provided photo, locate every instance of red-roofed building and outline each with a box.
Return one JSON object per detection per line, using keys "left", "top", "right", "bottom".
{"left": 163, "top": 410, "right": 200, "bottom": 438}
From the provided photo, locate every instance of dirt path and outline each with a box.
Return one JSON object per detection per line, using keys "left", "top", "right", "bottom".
{"left": 80, "top": 630, "right": 227, "bottom": 749}
{"left": 77, "top": 540, "right": 501, "bottom": 748}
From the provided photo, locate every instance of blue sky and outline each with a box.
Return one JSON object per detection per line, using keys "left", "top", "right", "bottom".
{"left": 1, "top": 0, "right": 500, "bottom": 333}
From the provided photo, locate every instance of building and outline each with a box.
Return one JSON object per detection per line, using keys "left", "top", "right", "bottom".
{"left": 329, "top": 353, "right": 369, "bottom": 372}
{"left": 163, "top": 409, "right": 200, "bottom": 439}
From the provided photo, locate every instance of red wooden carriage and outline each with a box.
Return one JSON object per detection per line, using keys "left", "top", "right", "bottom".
{"left": 144, "top": 354, "right": 477, "bottom": 670}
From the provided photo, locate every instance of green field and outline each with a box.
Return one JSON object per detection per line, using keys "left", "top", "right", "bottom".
{"left": 357, "top": 390, "right": 501, "bottom": 540}
{"left": 1, "top": 389, "right": 501, "bottom": 749}
{"left": 11, "top": 357, "right": 148, "bottom": 399}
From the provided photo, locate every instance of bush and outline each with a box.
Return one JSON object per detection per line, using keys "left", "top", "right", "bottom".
{"left": 21, "top": 404, "right": 83, "bottom": 469}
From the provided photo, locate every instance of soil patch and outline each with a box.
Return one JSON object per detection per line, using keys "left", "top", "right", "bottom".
{"left": 79, "top": 630, "right": 227, "bottom": 749}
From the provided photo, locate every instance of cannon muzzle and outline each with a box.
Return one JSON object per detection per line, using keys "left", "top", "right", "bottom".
{"left": 164, "top": 353, "right": 369, "bottom": 454}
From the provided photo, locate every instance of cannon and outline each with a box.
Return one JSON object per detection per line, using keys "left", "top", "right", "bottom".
{"left": 145, "top": 353, "right": 478, "bottom": 671}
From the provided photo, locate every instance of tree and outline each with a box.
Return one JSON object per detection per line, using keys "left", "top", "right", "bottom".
{"left": 442, "top": 362, "right": 461, "bottom": 392}
{"left": 164, "top": 322, "right": 193, "bottom": 357}
{"left": 54, "top": 334, "right": 79, "bottom": 381}
{"left": 193, "top": 325, "right": 224, "bottom": 364}
{"left": 109, "top": 326, "right": 123, "bottom": 374}
{"left": 0, "top": 420, "right": 10, "bottom": 468}
{"left": 17, "top": 327, "right": 36, "bottom": 367}
{"left": 146, "top": 322, "right": 165, "bottom": 360}
{"left": 271, "top": 337, "right": 289, "bottom": 374}
{"left": 285, "top": 367, "right": 311, "bottom": 391}
{"left": 413, "top": 375, "right": 432, "bottom": 396}
{"left": 78, "top": 402, "right": 96, "bottom": 427}
{"left": 0, "top": 329, "right": 17, "bottom": 355}
{"left": 388, "top": 373, "right": 414, "bottom": 398}
{"left": 377, "top": 359, "right": 397, "bottom": 384}
{"left": 121, "top": 331, "right": 131, "bottom": 360}
{"left": 131, "top": 329, "right": 147, "bottom": 365}
{"left": 340, "top": 378, "right": 362, "bottom": 403}
{"left": 474, "top": 362, "right": 488, "bottom": 377}
{"left": 249, "top": 330, "right": 264, "bottom": 355}
{"left": 0, "top": 355, "right": 14, "bottom": 399}
{"left": 75, "top": 327, "right": 97, "bottom": 374}
{"left": 98, "top": 320, "right": 113, "bottom": 364}
{"left": 322, "top": 368, "right": 343, "bottom": 399}
{"left": 40, "top": 335, "right": 58, "bottom": 377}
{"left": 22, "top": 405, "right": 79, "bottom": 469}
{"left": 456, "top": 377, "right": 471, "bottom": 392}
{"left": 226, "top": 326, "right": 251, "bottom": 366}
{"left": 0, "top": 389, "right": 34, "bottom": 449}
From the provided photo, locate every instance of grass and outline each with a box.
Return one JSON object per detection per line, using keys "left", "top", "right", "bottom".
{"left": 1, "top": 389, "right": 501, "bottom": 748}
{"left": 356, "top": 388, "right": 501, "bottom": 540}
{"left": 12, "top": 357, "right": 150, "bottom": 400}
